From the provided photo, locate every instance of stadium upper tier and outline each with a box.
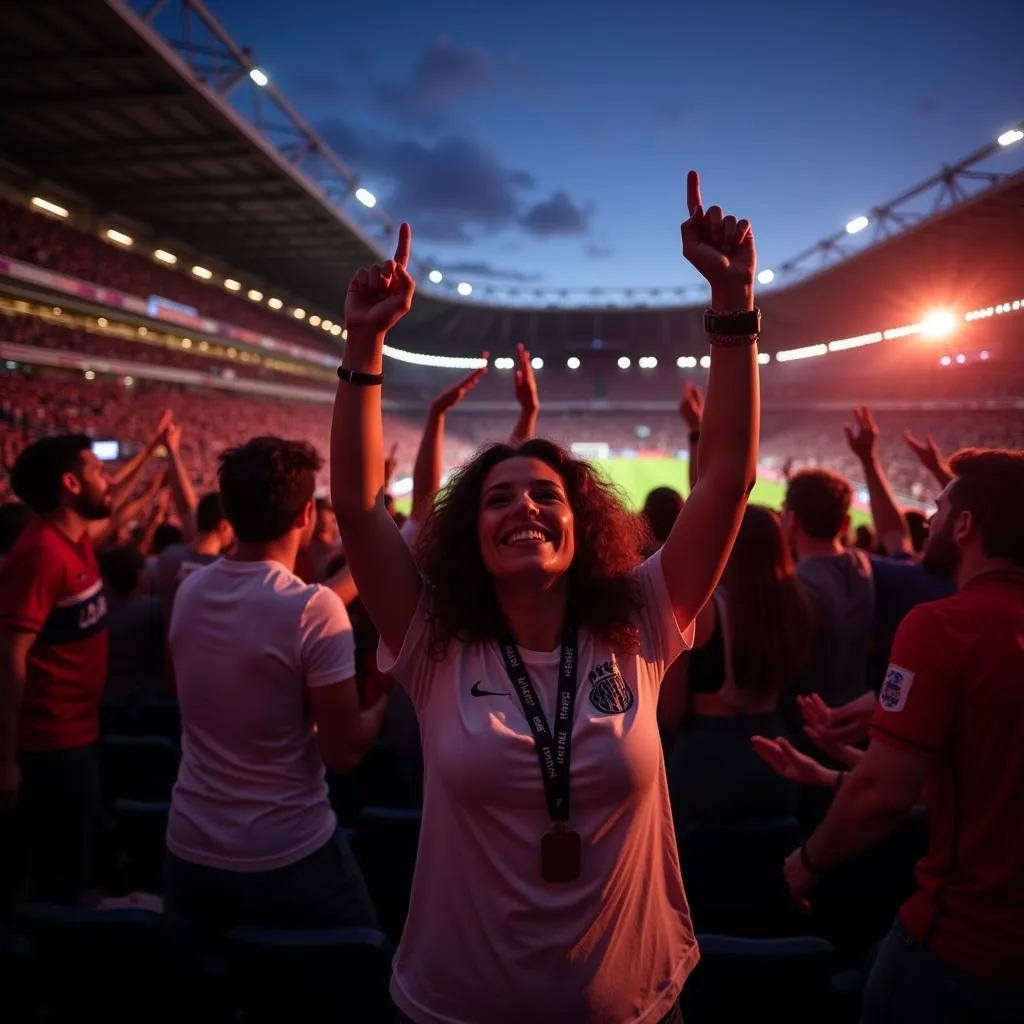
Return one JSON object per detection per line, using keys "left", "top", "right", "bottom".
{"left": 1, "top": 0, "right": 1023, "bottom": 363}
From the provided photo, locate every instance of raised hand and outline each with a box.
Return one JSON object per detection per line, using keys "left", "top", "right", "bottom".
{"left": 844, "top": 405, "right": 878, "bottom": 463}
{"left": 679, "top": 381, "right": 704, "bottom": 431}
{"left": 513, "top": 343, "right": 539, "bottom": 414}
{"left": 345, "top": 223, "right": 416, "bottom": 337}
{"left": 751, "top": 735, "right": 835, "bottom": 789}
{"left": 430, "top": 357, "right": 489, "bottom": 416}
{"left": 903, "top": 428, "right": 951, "bottom": 486}
{"left": 384, "top": 443, "right": 399, "bottom": 486}
{"left": 681, "top": 170, "right": 755, "bottom": 310}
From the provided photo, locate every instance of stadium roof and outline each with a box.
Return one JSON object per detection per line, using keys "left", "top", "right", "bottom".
{"left": 1, "top": 0, "right": 1022, "bottom": 359}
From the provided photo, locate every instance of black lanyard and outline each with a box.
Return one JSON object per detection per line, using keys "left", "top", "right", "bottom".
{"left": 496, "top": 628, "right": 579, "bottom": 824}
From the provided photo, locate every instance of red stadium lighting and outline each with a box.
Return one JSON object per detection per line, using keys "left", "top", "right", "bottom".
{"left": 939, "top": 355, "right": 952, "bottom": 366}
{"left": 921, "top": 310, "right": 956, "bottom": 339}
{"left": 956, "top": 353, "right": 967, "bottom": 364}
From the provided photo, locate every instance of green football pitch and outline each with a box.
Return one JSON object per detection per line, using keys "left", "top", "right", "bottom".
{"left": 398, "top": 455, "right": 872, "bottom": 527}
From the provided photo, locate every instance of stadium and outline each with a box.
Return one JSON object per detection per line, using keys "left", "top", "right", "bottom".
{"left": 1, "top": 1, "right": 1023, "bottom": 1022}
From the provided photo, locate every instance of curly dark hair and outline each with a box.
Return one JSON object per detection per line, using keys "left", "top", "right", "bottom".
{"left": 416, "top": 437, "right": 652, "bottom": 657}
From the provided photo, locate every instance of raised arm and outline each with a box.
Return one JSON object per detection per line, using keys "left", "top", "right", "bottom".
{"left": 660, "top": 171, "right": 759, "bottom": 630}
{"left": 411, "top": 361, "right": 487, "bottom": 524}
{"left": 331, "top": 224, "right": 423, "bottom": 655}
{"left": 510, "top": 343, "right": 539, "bottom": 444}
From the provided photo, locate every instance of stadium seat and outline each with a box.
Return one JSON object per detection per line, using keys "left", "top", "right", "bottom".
{"left": 327, "top": 740, "right": 415, "bottom": 825}
{"left": 350, "top": 807, "right": 422, "bottom": 943}
{"left": 682, "top": 934, "right": 838, "bottom": 1024}
{"left": 17, "top": 903, "right": 216, "bottom": 1023}
{"left": 100, "top": 735, "right": 180, "bottom": 805}
{"left": 111, "top": 799, "right": 171, "bottom": 894}
{"left": 224, "top": 925, "right": 394, "bottom": 1023}
{"left": 678, "top": 817, "right": 806, "bottom": 936}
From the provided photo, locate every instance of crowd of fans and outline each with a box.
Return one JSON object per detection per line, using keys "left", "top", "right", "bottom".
{"left": 0, "top": 176, "right": 1021, "bottom": 1024}
{"left": 0, "top": 198, "right": 336, "bottom": 355}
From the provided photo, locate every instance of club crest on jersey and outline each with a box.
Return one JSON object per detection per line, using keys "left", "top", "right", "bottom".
{"left": 879, "top": 664, "right": 915, "bottom": 712}
{"left": 587, "top": 657, "right": 634, "bottom": 715}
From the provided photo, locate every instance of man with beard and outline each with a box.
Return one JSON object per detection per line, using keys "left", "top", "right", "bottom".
{"left": 0, "top": 435, "right": 115, "bottom": 907}
{"left": 783, "top": 448, "right": 1024, "bottom": 1024}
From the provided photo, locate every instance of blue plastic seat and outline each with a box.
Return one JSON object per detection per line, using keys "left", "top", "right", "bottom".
{"left": 225, "top": 925, "right": 393, "bottom": 1022}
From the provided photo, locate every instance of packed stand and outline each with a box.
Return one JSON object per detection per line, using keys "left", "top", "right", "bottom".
{"left": 0, "top": 198, "right": 336, "bottom": 355}
{"left": 0, "top": 172, "right": 1021, "bottom": 1024}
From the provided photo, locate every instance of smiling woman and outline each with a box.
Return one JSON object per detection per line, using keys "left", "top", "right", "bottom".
{"left": 416, "top": 437, "right": 650, "bottom": 657}
{"left": 330, "top": 170, "right": 760, "bottom": 1024}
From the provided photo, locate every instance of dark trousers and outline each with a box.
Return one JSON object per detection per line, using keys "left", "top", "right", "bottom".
{"left": 163, "top": 828, "right": 378, "bottom": 938}
{"left": 862, "top": 918, "right": 1024, "bottom": 1024}
{"left": 0, "top": 743, "right": 99, "bottom": 913}
{"left": 395, "top": 998, "right": 683, "bottom": 1023}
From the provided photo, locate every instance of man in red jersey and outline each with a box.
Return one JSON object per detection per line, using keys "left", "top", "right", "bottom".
{"left": 784, "top": 449, "right": 1024, "bottom": 1023}
{"left": 0, "top": 435, "right": 114, "bottom": 907}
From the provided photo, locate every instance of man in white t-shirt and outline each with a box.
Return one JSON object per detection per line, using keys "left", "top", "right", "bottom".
{"left": 164, "top": 436, "right": 383, "bottom": 936}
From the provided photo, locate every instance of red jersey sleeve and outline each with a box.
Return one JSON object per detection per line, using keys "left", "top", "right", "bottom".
{"left": 0, "top": 541, "right": 65, "bottom": 634}
{"left": 869, "top": 603, "right": 956, "bottom": 757}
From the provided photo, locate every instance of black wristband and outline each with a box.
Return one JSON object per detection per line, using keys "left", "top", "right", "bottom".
{"left": 688, "top": 430, "right": 701, "bottom": 445}
{"left": 337, "top": 366, "right": 384, "bottom": 386}
{"left": 799, "top": 844, "right": 823, "bottom": 875}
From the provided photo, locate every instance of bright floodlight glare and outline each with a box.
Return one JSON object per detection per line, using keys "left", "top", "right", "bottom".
{"left": 921, "top": 310, "right": 956, "bottom": 338}
{"left": 224, "top": 278, "right": 241, "bottom": 291}
{"left": 845, "top": 215, "right": 869, "bottom": 235}
{"left": 247, "top": 289, "right": 263, "bottom": 302}
{"left": 567, "top": 356, "right": 581, "bottom": 369}
{"left": 531, "top": 356, "right": 544, "bottom": 369}
{"left": 154, "top": 249, "right": 177, "bottom": 265}
{"left": 191, "top": 265, "right": 213, "bottom": 280}
{"left": 267, "top": 297, "right": 283, "bottom": 310}
{"left": 757, "top": 269, "right": 775, "bottom": 285}
{"left": 249, "top": 68, "right": 269, "bottom": 87}
{"left": 330, "top": 324, "right": 342, "bottom": 336}
{"left": 355, "top": 188, "right": 377, "bottom": 208}
{"left": 997, "top": 128, "right": 1023, "bottom": 147}
{"left": 31, "top": 196, "right": 69, "bottom": 218}
{"left": 939, "top": 355, "right": 952, "bottom": 366}
{"left": 980, "top": 350, "right": 990, "bottom": 361}
{"left": 105, "top": 228, "right": 133, "bottom": 246}
{"left": 308, "top": 315, "right": 321, "bottom": 327}
{"left": 956, "top": 353, "right": 967, "bottom": 364}
{"left": 293, "top": 307, "right": 306, "bottom": 319}
{"left": 700, "top": 355, "right": 711, "bottom": 369}
{"left": 676, "top": 356, "right": 687, "bottom": 368}
{"left": 457, "top": 282, "right": 473, "bottom": 296}
{"left": 617, "top": 356, "right": 631, "bottom": 369}
{"left": 758, "top": 352, "right": 771, "bottom": 365}
{"left": 428, "top": 270, "right": 443, "bottom": 284}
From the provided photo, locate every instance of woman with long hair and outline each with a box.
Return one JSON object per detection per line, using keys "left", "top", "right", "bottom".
{"left": 331, "top": 171, "right": 761, "bottom": 1024}
{"left": 661, "top": 504, "right": 813, "bottom": 825}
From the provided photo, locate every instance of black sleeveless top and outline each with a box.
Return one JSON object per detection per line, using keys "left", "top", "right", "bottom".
{"left": 688, "top": 615, "right": 727, "bottom": 695}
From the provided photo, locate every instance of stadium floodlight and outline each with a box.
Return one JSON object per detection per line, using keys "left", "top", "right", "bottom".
{"left": 531, "top": 357, "right": 544, "bottom": 370}
{"left": 457, "top": 282, "right": 473, "bottom": 296}
{"left": 249, "top": 68, "right": 269, "bottom": 87}
{"left": 331, "top": 324, "right": 342, "bottom": 336}
{"left": 921, "top": 309, "right": 956, "bottom": 338}
{"left": 638, "top": 356, "right": 658, "bottom": 369}
{"left": 224, "top": 278, "right": 241, "bottom": 291}
{"left": 247, "top": 289, "right": 263, "bottom": 302}
{"left": 758, "top": 352, "right": 771, "bottom": 365}
{"left": 567, "top": 356, "right": 581, "bottom": 369}
{"left": 308, "top": 315, "right": 322, "bottom": 327}
{"left": 31, "top": 196, "right": 68, "bottom": 218}
{"left": 428, "top": 270, "right": 443, "bottom": 284}
{"left": 355, "top": 188, "right": 377, "bottom": 208}
{"left": 191, "top": 265, "right": 213, "bottom": 280}
{"left": 617, "top": 356, "right": 631, "bottom": 369}
{"left": 105, "top": 228, "right": 133, "bottom": 247}
{"left": 292, "top": 308, "right": 306, "bottom": 319}
{"left": 342, "top": 329, "right": 348, "bottom": 340}
{"left": 699, "top": 355, "right": 711, "bottom": 368}
{"left": 955, "top": 353, "right": 967, "bottom": 364}
{"left": 494, "top": 357, "right": 515, "bottom": 370}
{"left": 980, "top": 350, "right": 990, "bottom": 360}
{"left": 181, "top": 339, "right": 192, "bottom": 349}
{"left": 84, "top": 369, "right": 96, "bottom": 380}
{"left": 939, "top": 355, "right": 952, "bottom": 366}
{"left": 154, "top": 249, "right": 177, "bottom": 265}
{"left": 267, "top": 297, "right": 283, "bottom": 310}
{"left": 321, "top": 319, "right": 333, "bottom": 331}
{"left": 997, "top": 128, "right": 1023, "bottom": 147}
{"left": 757, "top": 269, "right": 775, "bottom": 285}
{"left": 845, "top": 215, "right": 869, "bottom": 235}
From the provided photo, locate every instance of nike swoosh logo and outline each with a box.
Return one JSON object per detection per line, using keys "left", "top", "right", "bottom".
{"left": 471, "top": 681, "right": 509, "bottom": 698}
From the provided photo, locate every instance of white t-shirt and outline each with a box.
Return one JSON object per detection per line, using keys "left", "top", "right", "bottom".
{"left": 167, "top": 558, "right": 355, "bottom": 872}
{"left": 380, "top": 550, "right": 698, "bottom": 1024}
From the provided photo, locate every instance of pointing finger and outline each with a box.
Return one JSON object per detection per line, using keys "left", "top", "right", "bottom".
{"left": 687, "top": 170, "right": 702, "bottom": 217}
{"left": 394, "top": 222, "right": 412, "bottom": 267}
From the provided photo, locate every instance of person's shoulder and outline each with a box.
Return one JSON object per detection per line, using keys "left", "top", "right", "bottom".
{"left": 2, "top": 518, "right": 62, "bottom": 570}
